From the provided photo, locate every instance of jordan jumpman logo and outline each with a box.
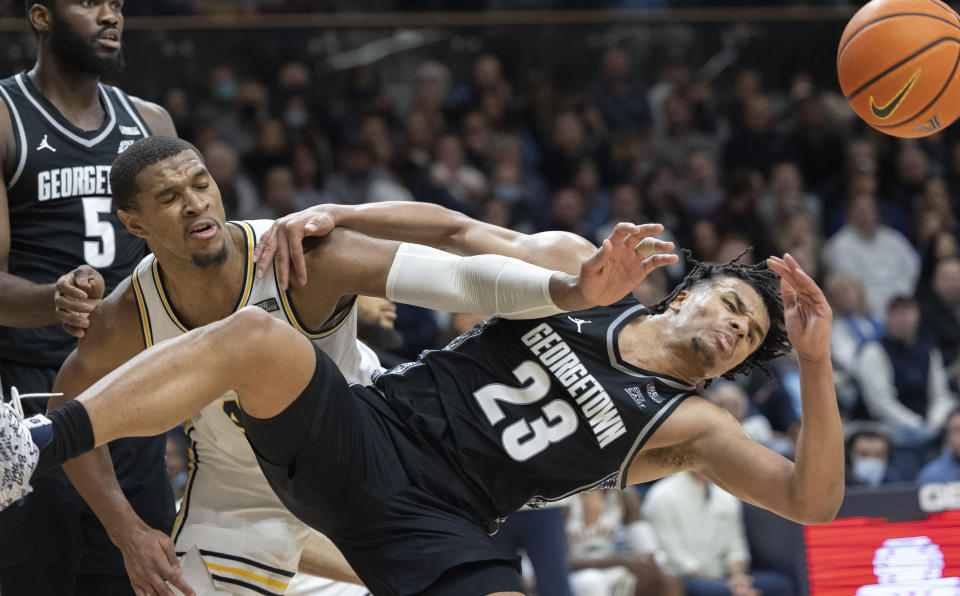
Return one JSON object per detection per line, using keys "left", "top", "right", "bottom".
{"left": 568, "top": 316, "right": 591, "bottom": 333}
{"left": 36, "top": 135, "right": 56, "bottom": 152}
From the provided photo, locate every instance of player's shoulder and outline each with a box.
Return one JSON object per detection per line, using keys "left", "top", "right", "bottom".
{"left": 78, "top": 277, "right": 145, "bottom": 365}
{"left": 125, "top": 93, "right": 177, "bottom": 137}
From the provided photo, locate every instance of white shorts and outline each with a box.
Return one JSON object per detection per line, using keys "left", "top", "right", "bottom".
{"left": 172, "top": 548, "right": 370, "bottom": 596}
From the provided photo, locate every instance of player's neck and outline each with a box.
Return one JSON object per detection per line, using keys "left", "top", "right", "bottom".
{"left": 154, "top": 226, "right": 250, "bottom": 329}
{"left": 28, "top": 56, "right": 105, "bottom": 130}
{"left": 618, "top": 315, "right": 701, "bottom": 385}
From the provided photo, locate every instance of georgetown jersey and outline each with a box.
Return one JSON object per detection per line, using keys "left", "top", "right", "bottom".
{"left": 374, "top": 296, "right": 693, "bottom": 523}
{"left": 0, "top": 72, "right": 149, "bottom": 368}
{"left": 131, "top": 220, "right": 380, "bottom": 596}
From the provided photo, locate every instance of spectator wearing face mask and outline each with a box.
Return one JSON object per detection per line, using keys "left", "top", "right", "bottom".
{"left": 845, "top": 428, "right": 903, "bottom": 487}
{"left": 917, "top": 408, "right": 960, "bottom": 484}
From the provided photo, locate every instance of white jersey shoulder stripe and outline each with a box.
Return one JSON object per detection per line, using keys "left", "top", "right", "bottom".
{"left": 0, "top": 85, "right": 27, "bottom": 189}
{"left": 15, "top": 73, "right": 117, "bottom": 147}
{"left": 131, "top": 256, "right": 156, "bottom": 347}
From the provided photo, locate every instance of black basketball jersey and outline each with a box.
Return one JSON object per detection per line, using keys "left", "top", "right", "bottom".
{"left": 0, "top": 72, "right": 150, "bottom": 368}
{"left": 372, "top": 296, "right": 694, "bottom": 523}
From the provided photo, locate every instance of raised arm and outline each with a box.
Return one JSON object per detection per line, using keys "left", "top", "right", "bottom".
{"left": 48, "top": 286, "right": 194, "bottom": 596}
{"left": 688, "top": 254, "right": 843, "bottom": 525}
{"left": 286, "top": 224, "right": 676, "bottom": 330}
{"left": 254, "top": 202, "right": 599, "bottom": 289}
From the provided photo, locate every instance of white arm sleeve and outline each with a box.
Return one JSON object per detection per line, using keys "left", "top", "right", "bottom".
{"left": 385, "top": 242, "right": 566, "bottom": 319}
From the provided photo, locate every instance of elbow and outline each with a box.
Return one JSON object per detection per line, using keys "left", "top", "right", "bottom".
{"left": 795, "top": 488, "right": 844, "bottom": 525}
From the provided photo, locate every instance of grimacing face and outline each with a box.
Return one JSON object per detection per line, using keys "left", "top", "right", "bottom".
{"left": 668, "top": 277, "right": 771, "bottom": 379}
{"left": 118, "top": 150, "right": 229, "bottom": 268}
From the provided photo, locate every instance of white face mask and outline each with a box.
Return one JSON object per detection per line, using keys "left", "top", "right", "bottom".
{"left": 852, "top": 457, "right": 887, "bottom": 486}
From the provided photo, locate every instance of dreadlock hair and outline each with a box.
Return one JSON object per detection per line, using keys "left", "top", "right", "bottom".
{"left": 645, "top": 249, "right": 792, "bottom": 382}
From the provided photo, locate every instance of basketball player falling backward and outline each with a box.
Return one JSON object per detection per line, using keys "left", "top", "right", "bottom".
{"left": 50, "top": 136, "right": 632, "bottom": 596}
{"left": 0, "top": 1, "right": 177, "bottom": 594}
{"left": 6, "top": 137, "right": 847, "bottom": 595}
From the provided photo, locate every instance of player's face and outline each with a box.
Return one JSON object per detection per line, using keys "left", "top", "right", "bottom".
{"left": 48, "top": 0, "right": 125, "bottom": 77}
{"left": 668, "top": 277, "right": 770, "bottom": 378}
{"left": 122, "top": 150, "right": 229, "bottom": 267}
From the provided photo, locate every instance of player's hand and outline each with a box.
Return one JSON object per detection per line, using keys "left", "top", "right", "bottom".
{"left": 571, "top": 223, "right": 677, "bottom": 307}
{"left": 765, "top": 253, "right": 832, "bottom": 364}
{"left": 54, "top": 265, "right": 105, "bottom": 338}
{"left": 113, "top": 523, "right": 194, "bottom": 596}
{"left": 254, "top": 205, "right": 340, "bottom": 290}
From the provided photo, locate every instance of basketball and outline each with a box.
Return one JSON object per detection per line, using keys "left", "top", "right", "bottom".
{"left": 838, "top": 0, "right": 960, "bottom": 137}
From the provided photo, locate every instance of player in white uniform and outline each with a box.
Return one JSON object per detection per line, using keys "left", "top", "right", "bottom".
{"left": 50, "top": 136, "right": 605, "bottom": 595}
{"left": 131, "top": 220, "right": 376, "bottom": 595}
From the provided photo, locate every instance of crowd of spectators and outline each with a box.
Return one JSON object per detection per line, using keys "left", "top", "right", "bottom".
{"left": 101, "top": 21, "right": 958, "bottom": 596}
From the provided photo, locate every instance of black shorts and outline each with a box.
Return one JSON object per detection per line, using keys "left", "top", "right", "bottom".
{"left": 241, "top": 345, "right": 523, "bottom": 596}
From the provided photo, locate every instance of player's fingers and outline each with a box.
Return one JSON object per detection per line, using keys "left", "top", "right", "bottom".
{"left": 56, "top": 278, "right": 88, "bottom": 298}
{"left": 782, "top": 253, "right": 826, "bottom": 301}
{"left": 62, "top": 324, "right": 86, "bottom": 338}
{"left": 56, "top": 294, "right": 98, "bottom": 313}
{"left": 276, "top": 232, "right": 291, "bottom": 291}
{"left": 633, "top": 237, "right": 673, "bottom": 258}
{"left": 640, "top": 253, "right": 679, "bottom": 274}
{"left": 56, "top": 308, "right": 91, "bottom": 328}
{"left": 585, "top": 239, "right": 613, "bottom": 274}
{"left": 287, "top": 227, "right": 308, "bottom": 287}
{"left": 255, "top": 230, "right": 278, "bottom": 280}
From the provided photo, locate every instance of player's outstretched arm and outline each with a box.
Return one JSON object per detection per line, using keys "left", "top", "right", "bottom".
{"left": 687, "top": 254, "right": 843, "bottom": 525}
{"left": 288, "top": 224, "right": 676, "bottom": 329}
{"left": 49, "top": 283, "right": 196, "bottom": 596}
{"left": 254, "top": 201, "right": 599, "bottom": 289}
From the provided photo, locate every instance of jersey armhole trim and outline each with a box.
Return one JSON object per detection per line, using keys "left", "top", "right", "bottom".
{"left": 0, "top": 85, "right": 27, "bottom": 189}
{"left": 111, "top": 86, "right": 150, "bottom": 137}
{"left": 616, "top": 392, "right": 691, "bottom": 488}
{"left": 275, "top": 275, "right": 357, "bottom": 339}
{"left": 171, "top": 433, "right": 198, "bottom": 544}
{"left": 131, "top": 265, "right": 154, "bottom": 348}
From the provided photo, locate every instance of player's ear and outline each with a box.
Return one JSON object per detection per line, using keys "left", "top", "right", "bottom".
{"left": 27, "top": 4, "right": 53, "bottom": 34}
{"left": 117, "top": 209, "right": 148, "bottom": 239}
{"left": 668, "top": 290, "right": 689, "bottom": 312}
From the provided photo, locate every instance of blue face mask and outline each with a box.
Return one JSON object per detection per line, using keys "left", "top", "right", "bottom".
{"left": 853, "top": 457, "right": 887, "bottom": 486}
{"left": 215, "top": 81, "right": 236, "bottom": 101}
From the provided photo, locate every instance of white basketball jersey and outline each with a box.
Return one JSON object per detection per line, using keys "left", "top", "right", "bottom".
{"left": 130, "top": 220, "right": 380, "bottom": 596}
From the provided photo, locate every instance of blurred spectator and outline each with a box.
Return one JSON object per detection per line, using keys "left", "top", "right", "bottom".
{"left": 706, "top": 382, "right": 787, "bottom": 455}
{"left": 409, "top": 61, "right": 452, "bottom": 135}
{"left": 326, "top": 135, "right": 413, "bottom": 205}
{"left": 647, "top": 95, "right": 716, "bottom": 171}
{"left": 591, "top": 46, "right": 651, "bottom": 134}
{"left": 244, "top": 118, "right": 292, "bottom": 188}
{"left": 916, "top": 408, "right": 960, "bottom": 484}
{"left": 398, "top": 111, "right": 437, "bottom": 186}
{"left": 596, "top": 183, "right": 645, "bottom": 244}
{"left": 919, "top": 257, "right": 960, "bottom": 376}
{"left": 855, "top": 296, "right": 958, "bottom": 478}
{"left": 779, "top": 93, "right": 844, "bottom": 191}
{"left": 425, "top": 134, "right": 488, "bottom": 213}
{"left": 913, "top": 179, "right": 957, "bottom": 248}
{"left": 261, "top": 165, "right": 297, "bottom": 218}
{"left": 825, "top": 273, "right": 882, "bottom": 418}
{"left": 845, "top": 427, "right": 904, "bottom": 487}
{"left": 723, "top": 94, "right": 780, "bottom": 175}
{"left": 758, "top": 161, "right": 821, "bottom": 233}
{"left": 355, "top": 296, "right": 404, "bottom": 369}
{"left": 566, "top": 490, "right": 682, "bottom": 596}
{"left": 549, "top": 187, "right": 594, "bottom": 238}
{"left": 495, "top": 505, "right": 575, "bottom": 596}
{"left": 542, "top": 111, "right": 596, "bottom": 189}
{"left": 643, "top": 472, "right": 795, "bottom": 596}
{"left": 677, "top": 150, "right": 724, "bottom": 220}
{"left": 822, "top": 192, "right": 919, "bottom": 318}
{"left": 573, "top": 159, "right": 611, "bottom": 233}
{"left": 709, "top": 170, "right": 773, "bottom": 259}
{"left": 202, "top": 140, "right": 266, "bottom": 219}
{"left": 290, "top": 143, "right": 327, "bottom": 209}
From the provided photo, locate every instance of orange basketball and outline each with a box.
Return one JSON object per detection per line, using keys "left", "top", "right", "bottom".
{"left": 838, "top": 0, "right": 960, "bottom": 138}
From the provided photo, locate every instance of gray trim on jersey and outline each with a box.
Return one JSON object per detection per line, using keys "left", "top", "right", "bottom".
{"left": 0, "top": 85, "right": 27, "bottom": 189}
{"left": 526, "top": 472, "right": 619, "bottom": 508}
{"left": 615, "top": 392, "right": 686, "bottom": 487}
{"left": 111, "top": 87, "right": 149, "bottom": 137}
{"left": 15, "top": 73, "right": 117, "bottom": 148}
{"left": 606, "top": 303, "right": 695, "bottom": 391}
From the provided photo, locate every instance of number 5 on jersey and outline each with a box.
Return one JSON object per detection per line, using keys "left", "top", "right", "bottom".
{"left": 82, "top": 197, "right": 115, "bottom": 268}
{"left": 474, "top": 361, "right": 578, "bottom": 461}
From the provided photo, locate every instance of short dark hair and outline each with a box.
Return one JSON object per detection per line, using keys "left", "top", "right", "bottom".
{"left": 111, "top": 136, "right": 202, "bottom": 212}
{"left": 645, "top": 251, "right": 791, "bottom": 381}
